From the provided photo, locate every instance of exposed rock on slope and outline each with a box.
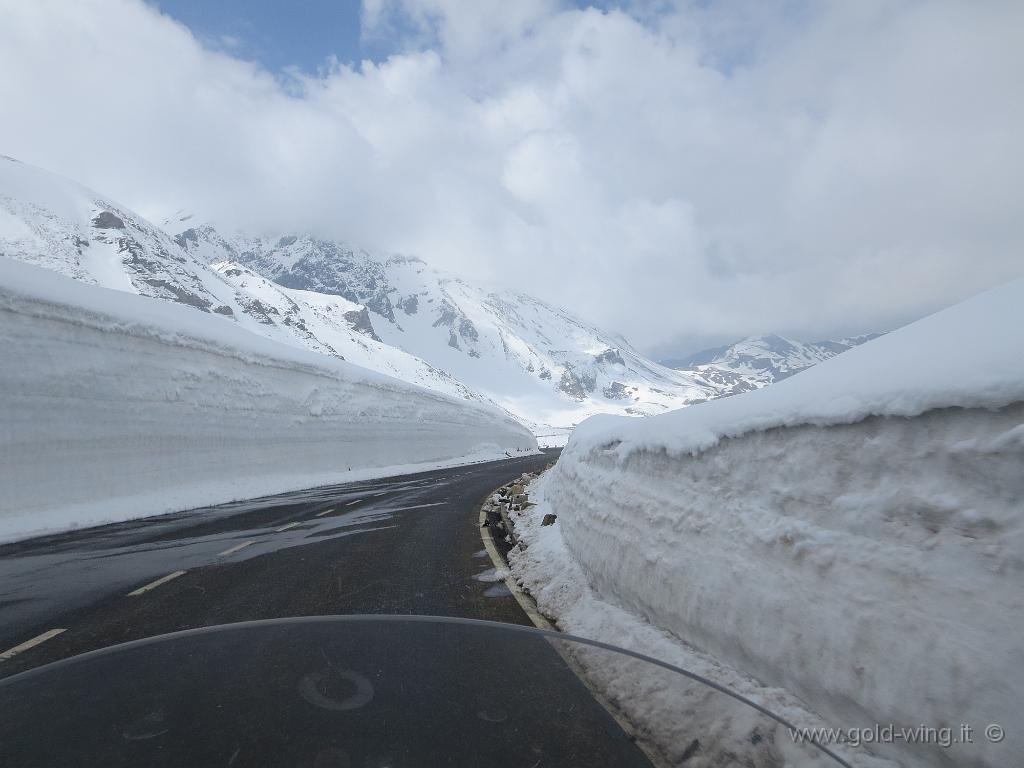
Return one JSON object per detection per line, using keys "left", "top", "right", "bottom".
{"left": 0, "top": 158, "right": 480, "bottom": 406}
{"left": 2, "top": 157, "right": 873, "bottom": 445}
{"left": 168, "top": 216, "right": 729, "bottom": 441}
{"left": 663, "top": 332, "right": 883, "bottom": 394}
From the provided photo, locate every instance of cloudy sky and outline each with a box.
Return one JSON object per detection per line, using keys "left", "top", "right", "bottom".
{"left": 1, "top": 0, "right": 1021, "bottom": 356}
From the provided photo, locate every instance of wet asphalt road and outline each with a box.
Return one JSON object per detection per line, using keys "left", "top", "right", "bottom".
{"left": 0, "top": 453, "right": 555, "bottom": 675}
{"left": 0, "top": 451, "right": 656, "bottom": 767}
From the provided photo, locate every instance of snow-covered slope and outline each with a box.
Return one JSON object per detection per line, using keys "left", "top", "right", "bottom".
{"left": 0, "top": 157, "right": 488, "bottom": 407}
{"left": 662, "top": 333, "right": 883, "bottom": 394}
{"left": 3, "top": 155, "right": 877, "bottom": 446}
{"left": 513, "top": 280, "right": 1024, "bottom": 768}
{"left": 0, "top": 155, "right": 237, "bottom": 314}
{"left": 0, "top": 257, "right": 536, "bottom": 542}
{"left": 378, "top": 256, "right": 718, "bottom": 438}
{"left": 206, "top": 261, "right": 482, "bottom": 402}
{"left": 574, "top": 279, "right": 1023, "bottom": 457}
{"left": 169, "top": 217, "right": 725, "bottom": 443}
{"left": 0, "top": 157, "right": 760, "bottom": 444}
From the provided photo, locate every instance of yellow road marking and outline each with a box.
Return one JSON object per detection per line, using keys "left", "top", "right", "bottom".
{"left": 0, "top": 628, "right": 67, "bottom": 662}
{"left": 478, "top": 505, "right": 553, "bottom": 630}
{"left": 275, "top": 521, "right": 302, "bottom": 532}
{"left": 315, "top": 508, "right": 336, "bottom": 518}
{"left": 218, "top": 540, "right": 255, "bottom": 556}
{"left": 345, "top": 499, "right": 362, "bottom": 506}
{"left": 477, "top": 487, "right": 670, "bottom": 768}
{"left": 128, "top": 570, "right": 187, "bottom": 597}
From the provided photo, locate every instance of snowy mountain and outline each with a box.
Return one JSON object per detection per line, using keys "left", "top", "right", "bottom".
{"left": 0, "top": 157, "right": 484, "bottom": 406}
{"left": 0, "top": 156, "right": 235, "bottom": 315}
{"left": 2, "top": 156, "right": 824, "bottom": 443}
{"left": 165, "top": 216, "right": 727, "bottom": 441}
{"left": 661, "top": 332, "right": 882, "bottom": 394}
{"left": 0, "top": 157, "right": 729, "bottom": 441}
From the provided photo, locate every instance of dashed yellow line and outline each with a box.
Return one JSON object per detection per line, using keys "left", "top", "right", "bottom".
{"left": 346, "top": 499, "right": 362, "bottom": 506}
{"left": 315, "top": 508, "right": 336, "bottom": 518}
{"left": 0, "top": 628, "right": 67, "bottom": 662}
{"left": 127, "top": 570, "right": 187, "bottom": 597}
{"left": 274, "top": 521, "right": 303, "bottom": 532}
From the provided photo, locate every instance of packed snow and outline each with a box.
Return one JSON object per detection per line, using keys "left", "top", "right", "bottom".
{"left": 0, "top": 257, "right": 537, "bottom": 542}
{"left": 571, "top": 278, "right": 1024, "bottom": 459}
{"left": 511, "top": 280, "right": 1024, "bottom": 768}
{"left": 509, "top": 474, "right": 894, "bottom": 768}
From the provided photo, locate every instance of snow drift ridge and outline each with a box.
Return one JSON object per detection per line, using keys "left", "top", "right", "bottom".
{"left": 570, "top": 277, "right": 1024, "bottom": 461}
{"left": 0, "top": 257, "right": 537, "bottom": 541}
{"left": 536, "top": 279, "right": 1024, "bottom": 767}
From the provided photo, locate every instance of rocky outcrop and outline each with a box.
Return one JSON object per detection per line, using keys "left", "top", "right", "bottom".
{"left": 603, "top": 381, "right": 632, "bottom": 399}
{"left": 216, "top": 236, "right": 397, "bottom": 322}
{"left": 594, "top": 348, "right": 625, "bottom": 366}
{"left": 91, "top": 211, "right": 125, "bottom": 230}
{"left": 662, "top": 333, "right": 884, "bottom": 389}
{"left": 173, "top": 227, "right": 199, "bottom": 249}
{"left": 430, "top": 299, "right": 481, "bottom": 353}
{"left": 238, "top": 296, "right": 279, "bottom": 325}
{"left": 343, "top": 307, "right": 381, "bottom": 341}
{"left": 557, "top": 366, "right": 596, "bottom": 400}
{"left": 400, "top": 294, "right": 419, "bottom": 315}
{"left": 458, "top": 317, "right": 479, "bottom": 342}
{"left": 432, "top": 300, "right": 459, "bottom": 330}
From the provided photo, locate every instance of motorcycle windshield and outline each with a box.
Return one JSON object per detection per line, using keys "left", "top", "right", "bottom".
{"left": 0, "top": 615, "right": 848, "bottom": 767}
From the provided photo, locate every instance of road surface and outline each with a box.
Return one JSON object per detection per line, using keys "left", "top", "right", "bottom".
{"left": 0, "top": 451, "right": 657, "bottom": 767}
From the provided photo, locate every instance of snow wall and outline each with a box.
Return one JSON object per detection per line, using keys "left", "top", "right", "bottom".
{"left": 546, "top": 279, "right": 1024, "bottom": 768}
{"left": 0, "top": 258, "right": 538, "bottom": 541}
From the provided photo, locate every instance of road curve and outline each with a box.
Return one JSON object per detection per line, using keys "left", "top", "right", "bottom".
{"left": 0, "top": 452, "right": 557, "bottom": 672}
{"left": 0, "top": 450, "right": 656, "bottom": 767}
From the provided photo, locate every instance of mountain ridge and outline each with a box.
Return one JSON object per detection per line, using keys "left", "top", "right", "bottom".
{"left": 165, "top": 213, "right": 729, "bottom": 441}
{"left": 661, "top": 332, "right": 884, "bottom": 392}
{"left": 2, "top": 157, "right": 877, "bottom": 444}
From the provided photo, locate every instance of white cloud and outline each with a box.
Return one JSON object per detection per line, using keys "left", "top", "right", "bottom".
{"left": 362, "top": 0, "right": 558, "bottom": 62}
{"left": 1, "top": 0, "right": 1022, "bottom": 352}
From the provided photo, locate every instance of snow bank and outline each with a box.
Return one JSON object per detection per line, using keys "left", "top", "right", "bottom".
{"left": 509, "top": 474, "right": 893, "bottom": 768}
{"left": 522, "top": 281, "right": 1024, "bottom": 767}
{"left": 570, "top": 278, "right": 1024, "bottom": 460}
{"left": 0, "top": 258, "right": 537, "bottom": 542}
